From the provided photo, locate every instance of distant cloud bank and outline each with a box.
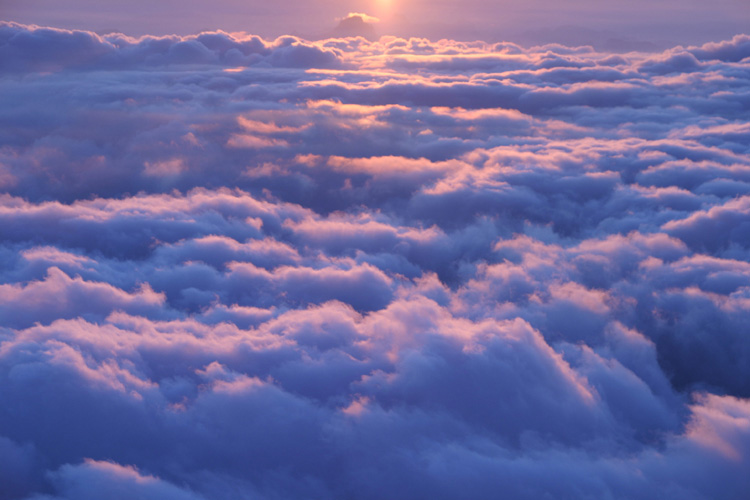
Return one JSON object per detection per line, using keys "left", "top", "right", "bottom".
{"left": 1, "top": 22, "right": 750, "bottom": 500}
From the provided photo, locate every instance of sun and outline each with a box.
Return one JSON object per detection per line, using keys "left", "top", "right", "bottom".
{"left": 374, "top": 0, "right": 395, "bottom": 17}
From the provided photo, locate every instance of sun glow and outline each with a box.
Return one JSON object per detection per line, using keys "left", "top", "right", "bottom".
{"left": 374, "top": 0, "right": 395, "bottom": 17}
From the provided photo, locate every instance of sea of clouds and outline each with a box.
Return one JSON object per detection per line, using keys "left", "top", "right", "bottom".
{"left": 1, "top": 22, "right": 750, "bottom": 499}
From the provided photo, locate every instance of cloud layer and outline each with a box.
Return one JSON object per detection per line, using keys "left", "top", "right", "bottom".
{"left": 2, "top": 22, "right": 750, "bottom": 500}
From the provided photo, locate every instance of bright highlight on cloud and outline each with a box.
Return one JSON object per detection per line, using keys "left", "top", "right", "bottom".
{"left": 341, "top": 13, "right": 380, "bottom": 24}
{"left": 1, "top": 20, "right": 750, "bottom": 500}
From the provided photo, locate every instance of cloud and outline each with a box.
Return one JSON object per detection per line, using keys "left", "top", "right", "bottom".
{"left": 663, "top": 196, "right": 750, "bottom": 252}
{"left": 0, "top": 21, "right": 750, "bottom": 500}
{"left": 0, "top": 267, "right": 168, "bottom": 328}
{"left": 329, "top": 14, "right": 380, "bottom": 41}
{"left": 33, "top": 460, "right": 205, "bottom": 500}
{"left": 0, "top": 22, "right": 342, "bottom": 74}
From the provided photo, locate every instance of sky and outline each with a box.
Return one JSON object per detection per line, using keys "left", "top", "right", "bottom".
{"left": 2, "top": 0, "right": 750, "bottom": 48}
{"left": 1, "top": 3, "right": 750, "bottom": 500}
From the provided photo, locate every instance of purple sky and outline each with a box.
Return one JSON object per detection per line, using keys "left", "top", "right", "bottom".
{"left": 3, "top": 0, "right": 749, "bottom": 47}
{"left": 1, "top": 4, "right": 750, "bottom": 500}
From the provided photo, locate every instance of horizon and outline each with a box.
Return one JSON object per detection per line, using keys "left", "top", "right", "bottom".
{"left": 3, "top": 0, "right": 750, "bottom": 49}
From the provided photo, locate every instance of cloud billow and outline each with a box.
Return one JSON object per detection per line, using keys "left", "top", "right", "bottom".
{"left": 1, "top": 21, "right": 750, "bottom": 500}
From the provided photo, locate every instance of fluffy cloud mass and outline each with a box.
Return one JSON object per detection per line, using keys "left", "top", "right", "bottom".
{"left": 1, "top": 22, "right": 750, "bottom": 500}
